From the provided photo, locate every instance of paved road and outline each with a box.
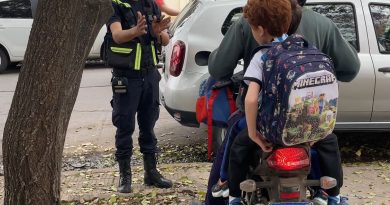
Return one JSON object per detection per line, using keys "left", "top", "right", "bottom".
{"left": 0, "top": 66, "right": 203, "bottom": 155}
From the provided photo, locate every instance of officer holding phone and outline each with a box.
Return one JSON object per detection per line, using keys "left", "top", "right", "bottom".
{"left": 107, "top": 0, "right": 171, "bottom": 193}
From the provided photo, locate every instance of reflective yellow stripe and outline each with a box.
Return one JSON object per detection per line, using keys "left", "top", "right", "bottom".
{"left": 122, "top": 2, "right": 131, "bottom": 8}
{"left": 134, "top": 43, "right": 142, "bottom": 70}
{"left": 151, "top": 41, "right": 157, "bottom": 65}
{"left": 112, "top": 0, "right": 131, "bottom": 8}
{"left": 110, "top": 47, "right": 132, "bottom": 54}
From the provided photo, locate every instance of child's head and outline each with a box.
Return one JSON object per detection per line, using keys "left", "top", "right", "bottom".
{"left": 243, "top": 0, "right": 295, "bottom": 44}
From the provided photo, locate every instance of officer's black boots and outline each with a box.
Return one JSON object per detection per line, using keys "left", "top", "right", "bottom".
{"left": 143, "top": 153, "right": 173, "bottom": 188}
{"left": 118, "top": 159, "right": 132, "bottom": 193}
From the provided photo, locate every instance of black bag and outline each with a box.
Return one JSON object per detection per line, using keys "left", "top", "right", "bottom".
{"left": 104, "top": 35, "right": 141, "bottom": 70}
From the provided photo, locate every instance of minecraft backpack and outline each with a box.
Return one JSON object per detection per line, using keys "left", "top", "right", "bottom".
{"left": 257, "top": 34, "right": 339, "bottom": 146}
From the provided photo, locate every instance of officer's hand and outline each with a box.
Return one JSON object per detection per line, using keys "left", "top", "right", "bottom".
{"left": 152, "top": 15, "right": 171, "bottom": 37}
{"left": 134, "top": 11, "right": 147, "bottom": 37}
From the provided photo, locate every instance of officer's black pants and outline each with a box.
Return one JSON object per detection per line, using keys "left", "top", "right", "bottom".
{"left": 111, "top": 68, "right": 161, "bottom": 160}
{"left": 228, "top": 131, "right": 343, "bottom": 197}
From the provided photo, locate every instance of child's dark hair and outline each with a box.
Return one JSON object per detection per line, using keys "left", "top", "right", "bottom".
{"left": 287, "top": 0, "right": 303, "bottom": 35}
{"left": 243, "top": 0, "right": 292, "bottom": 37}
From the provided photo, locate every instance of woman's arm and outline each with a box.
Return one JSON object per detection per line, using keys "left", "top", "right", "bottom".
{"left": 159, "top": 3, "right": 180, "bottom": 16}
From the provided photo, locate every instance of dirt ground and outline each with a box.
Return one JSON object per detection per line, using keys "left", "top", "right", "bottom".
{"left": 1, "top": 162, "right": 388, "bottom": 205}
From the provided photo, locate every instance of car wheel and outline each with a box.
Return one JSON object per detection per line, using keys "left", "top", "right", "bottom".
{"left": 0, "top": 49, "right": 9, "bottom": 74}
{"left": 212, "top": 126, "right": 227, "bottom": 157}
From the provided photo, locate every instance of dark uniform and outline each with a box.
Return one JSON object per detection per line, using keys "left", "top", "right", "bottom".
{"left": 107, "top": 0, "right": 172, "bottom": 193}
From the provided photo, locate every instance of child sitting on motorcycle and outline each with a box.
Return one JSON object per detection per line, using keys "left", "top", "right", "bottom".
{"left": 243, "top": 0, "right": 294, "bottom": 153}
{"left": 219, "top": 0, "right": 301, "bottom": 204}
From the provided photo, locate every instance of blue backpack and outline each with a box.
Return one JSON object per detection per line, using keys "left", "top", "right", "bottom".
{"left": 257, "top": 34, "right": 339, "bottom": 146}
{"left": 196, "top": 77, "right": 237, "bottom": 159}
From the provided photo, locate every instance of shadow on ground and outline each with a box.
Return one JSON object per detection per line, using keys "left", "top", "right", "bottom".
{"left": 337, "top": 131, "right": 390, "bottom": 163}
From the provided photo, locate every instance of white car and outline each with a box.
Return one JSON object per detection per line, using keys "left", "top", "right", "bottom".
{"left": 0, "top": 0, "right": 106, "bottom": 73}
{"left": 160, "top": 0, "right": 390, "bottom": 134}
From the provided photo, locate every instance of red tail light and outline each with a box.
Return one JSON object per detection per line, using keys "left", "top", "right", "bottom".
{"left": 280, "top": 192, "right": 300, "bottom": 199}
{"left": 169, "top": 40, "right": 185, "bottom": 77}
{"left": 267, "top": 147, "right": 310, "bottom": 171}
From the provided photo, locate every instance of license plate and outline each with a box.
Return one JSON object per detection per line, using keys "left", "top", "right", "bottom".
{"left": 270, "top": 203, "right": 312, "bottom": 205}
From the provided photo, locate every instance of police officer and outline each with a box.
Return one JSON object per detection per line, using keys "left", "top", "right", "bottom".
{"left": 107, "top": 0, "right": 172, "bottom": 193}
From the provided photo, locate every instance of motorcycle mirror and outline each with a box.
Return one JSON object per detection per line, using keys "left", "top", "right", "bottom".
{"left": 320, "top": 176, "right": 337, "bottom": 190}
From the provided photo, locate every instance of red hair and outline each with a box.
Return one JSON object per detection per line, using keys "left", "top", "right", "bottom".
{"left": 244, "top": 0, "right": 292, "bottom": 36}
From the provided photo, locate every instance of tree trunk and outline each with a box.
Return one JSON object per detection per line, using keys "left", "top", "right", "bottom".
{"left": 2, "top": 0, "right": 112, "bottom": 204}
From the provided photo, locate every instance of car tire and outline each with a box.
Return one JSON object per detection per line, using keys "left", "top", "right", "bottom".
{"left": 0, "top": 48, "right": 9, "bottom": 74}
{"left": 212, "top": 127, "right": 227, "bottom": 157}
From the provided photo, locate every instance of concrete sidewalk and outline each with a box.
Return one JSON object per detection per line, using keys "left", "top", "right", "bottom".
{"left": 0, "top": 162, "right": 389, "bottom": 204}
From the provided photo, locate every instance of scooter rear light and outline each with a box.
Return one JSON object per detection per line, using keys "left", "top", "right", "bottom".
{"left": 169, "top": 40, "right": 185, "bottom": 77}
{"left": 267, "top": 147, "right": 310, "bottom": 171}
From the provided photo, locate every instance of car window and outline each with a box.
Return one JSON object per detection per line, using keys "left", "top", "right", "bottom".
{"left": 169, "top": 0, "right": 200, "bottom": 35}
{"left": 0, "top": 0, "right": 32, "bottom": 19}
{"left": 221, "top": 7, "right": 243, "bottom": 35}
{"left": 306, "top": 3, "right": 359, "bottom": 51}
{"left": 369, "top": 4, "right": 390, "bottom": 54}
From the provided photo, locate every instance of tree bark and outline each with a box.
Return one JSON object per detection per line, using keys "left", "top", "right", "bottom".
{"left": 2, "top": 0, "right": 112, "bottom": 204}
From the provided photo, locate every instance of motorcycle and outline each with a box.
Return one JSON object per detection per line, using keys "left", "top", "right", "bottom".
{"left": 208, "top": 73, "right": 338, "bottom": 205}
{"left": 239, "top": 144, "right": 337, "bottom": 205}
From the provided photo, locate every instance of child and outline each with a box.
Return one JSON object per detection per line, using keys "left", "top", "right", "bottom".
{"left": 210, "top": 0, "right": 303, "bottom": 203}
{"left": 243, "top": 0, "right": 294, "bottom": 153}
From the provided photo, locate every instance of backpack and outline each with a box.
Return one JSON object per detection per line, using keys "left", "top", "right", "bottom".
{"left": 196, "top": 77, "right": 237, "bottom": 159}
{"left": 257, "top": 34, "right": 339, "bottom": 146}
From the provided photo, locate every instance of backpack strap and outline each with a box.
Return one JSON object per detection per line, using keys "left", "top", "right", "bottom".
{"left": 281, "top": 34, "right": 309, "bottom": 49}
{"left": 226, "top": 88, "right": 237, "bottom": 113}
{"left": 206, "top": 87, "right": 237, "bottom": 160}
{"left": 207, "top": 89, "right": 219, "bottom": 160}
{"left": 250, "top": 44, "right": 273, "bottom": 61}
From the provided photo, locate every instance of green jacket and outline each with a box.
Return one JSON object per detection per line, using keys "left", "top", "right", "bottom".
{"left": 208, "top": 8, "right": 360, "bottom": 82}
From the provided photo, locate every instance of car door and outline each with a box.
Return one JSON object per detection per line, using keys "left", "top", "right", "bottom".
{"left": 0, "top": 0, "right": 33, "bottom": 59}
{"left": 363, "top": 1, "right": 390, "bottom": 123}
{"left": 306, "top": 0, "right": 375, "bottom": 124}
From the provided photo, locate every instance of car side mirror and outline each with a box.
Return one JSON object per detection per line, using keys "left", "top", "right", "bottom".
{"left": 31, "top": 0, "right": 38, "bottom": 18}
{"left": 195, "top": 51, "right": 211, "bottom": 66}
